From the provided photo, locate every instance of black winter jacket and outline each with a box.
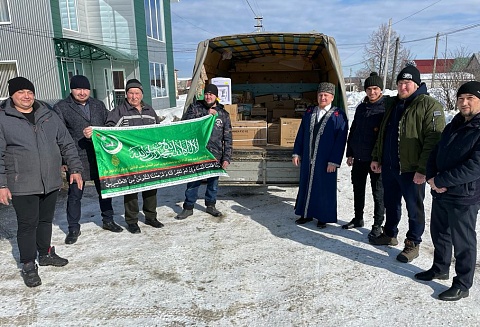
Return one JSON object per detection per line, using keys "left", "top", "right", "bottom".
{"left": 105, "top": 100, "right": 160, "bottom": 127}
{"left": 184, "top": 100, "right": 232, "bottom": 163}
{"left": 346, "top": 96, "right": 386, "bottom": 161}
{"left": 426, "top": 112, "right": 480, "bottom": 205}
{"left": 52, "top": 95, "right": 109, "bottom": 180}
{"left": 0, "top": 99, "right": 82, "bottom": 195}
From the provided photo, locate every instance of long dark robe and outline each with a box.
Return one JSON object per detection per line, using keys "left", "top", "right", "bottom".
{"left": 293, "top": 106, "right": 348, "bottom": 223}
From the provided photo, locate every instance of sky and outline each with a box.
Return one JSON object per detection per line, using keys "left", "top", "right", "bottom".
{"left": 170, "top": 0, "right": 480, "bottom": 78}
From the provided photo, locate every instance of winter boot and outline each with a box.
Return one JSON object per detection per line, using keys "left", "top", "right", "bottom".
{"left": 21, "top": 261, "right": 42, "bottom": 287}
{"left": 368, "top": 232, "right": 398, "bottom": 246}
{"left": 368, "top": 225, "right": 383, "bottom": 240}
{"left": 176, "top": 209, "right": 193, "bottom": 220}
{"left": 144, "top": 218, "right": 164, "bottom": 228}
{"left": 206, "top": 205, "right": 222, "bottom": 217}
{"left": 342, "top": 218, "right": 364, "bottom": 229}
{"left": 396, "top": 239, "right": 419, "bottom": 263}
{"left": 38, "top": 246, "right": 69, "bottom": 267}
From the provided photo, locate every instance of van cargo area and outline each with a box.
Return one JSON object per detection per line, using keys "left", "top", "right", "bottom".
{"left": 184, "top": 33, "right": 347, "bottom": 185}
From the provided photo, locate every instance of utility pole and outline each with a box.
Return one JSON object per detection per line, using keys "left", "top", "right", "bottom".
{"left": 431, "top": 32, "right": 440, "bottom": 88}
{"left": 349, "top": 68, "right": 352, "bottom": 92}
{"left": 383, "top": 18, "right": 392, "bottom": 90}
{"left": 254, "top": 16, "right": 263, "bottom": 33}
{"left": 390, "top": 37, "right": 400, "bottom": 89}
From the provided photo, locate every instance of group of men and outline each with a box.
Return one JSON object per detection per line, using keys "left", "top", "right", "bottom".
{"left": 292, "top": 63, "right": 480, "bottom": 302}
{"left": 0, "top": 75, "right": 232, "bottom": 288}
{"left": 1, "top": 68, "right": 479, "bottom": 302}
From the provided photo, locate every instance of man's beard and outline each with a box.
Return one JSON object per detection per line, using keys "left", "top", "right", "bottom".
{"left": 204, "top": 100, "right": 216, "bottom": 108}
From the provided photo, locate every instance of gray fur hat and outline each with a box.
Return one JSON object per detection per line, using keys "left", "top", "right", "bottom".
{"left": 317, "top": 82, "right": 335, "bottom": 96}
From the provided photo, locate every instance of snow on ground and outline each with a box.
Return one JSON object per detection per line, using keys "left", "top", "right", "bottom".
{"left": 0, "top": 92, "right": 477, "bottom": 327}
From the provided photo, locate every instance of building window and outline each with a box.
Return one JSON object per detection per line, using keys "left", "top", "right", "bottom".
{"left": 0, "top": 0, "right": 11, "bottom": 23}
{"left": 149, "top": 62, "right": 167, "bottom": 98}
{"left": 59, "top": 0, "right": 78, "bottom": 31}
{"left": 144, "top": 0, "right": 164, "bottom": 41}
{"left": 0, "top": 61, "right": 17, "bottom": 99}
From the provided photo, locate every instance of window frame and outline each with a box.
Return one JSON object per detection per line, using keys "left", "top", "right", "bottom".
{"left": 59, "top": 0, "right": 79, "bottom": 32}
{"left": 0, "top": 0, "right": 11, "bottom": 24}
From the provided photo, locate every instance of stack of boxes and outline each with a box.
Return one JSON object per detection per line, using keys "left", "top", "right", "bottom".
{"left": 218, "top": 83, "right": 312, "bottom": 148}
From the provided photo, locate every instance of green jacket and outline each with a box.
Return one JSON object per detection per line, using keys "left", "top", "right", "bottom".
{"left": 372, "top": 88, "right": 445, "bottom": 175}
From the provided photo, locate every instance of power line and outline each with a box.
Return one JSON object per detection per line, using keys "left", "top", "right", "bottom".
{"left": 393, "top": 0, "right": 443, "bottom": 26}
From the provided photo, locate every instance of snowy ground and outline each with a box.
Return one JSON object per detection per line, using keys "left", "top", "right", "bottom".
{"left": 0, "top": 92, "right": 475, "bottom": 326}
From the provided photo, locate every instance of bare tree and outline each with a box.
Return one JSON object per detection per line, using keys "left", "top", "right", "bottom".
{"left": 359, "top": 23, "right": 411, "bottom": 88}
{"left": 435, "top": 47, "right": 474, "bottom": 111}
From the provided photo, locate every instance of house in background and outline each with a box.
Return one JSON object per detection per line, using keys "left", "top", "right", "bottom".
{"left": 0, "top": 0, "right": 178, "bottom": 110}
{"left": 465, "top": 52, "right": 480, "bottom": 81}
{"left": 413, "top": 58, "right": 474, "bottom": 88}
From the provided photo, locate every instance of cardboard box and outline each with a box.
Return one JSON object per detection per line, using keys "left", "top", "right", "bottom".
{"left": 267, "top": 122, "right": 280, "bottom": 145}
{"left": 272, "top": 108, "right": 295, "bottom": 119}
{"left": 265, "top": 100, "right": 295, "bottom": 109}
{"left": 251, "top": 106, "right": 267, "bottom": 116}
{"left": 231, "top": 120, "right": 267, "bottom": 147}
{"left": 254, "top": 94, "right": 274, "bottom": 104}
{"left": 237, "top": 103, "right": 253, "bottom": 116}
{"left": 302, "top": 91, "right": 318, "bottom": 103}
{"left": 280, "top": 118, "right": 302, "bottom": 147}
{"left": 224, "top": 104, "right": 238, "bottom": 121}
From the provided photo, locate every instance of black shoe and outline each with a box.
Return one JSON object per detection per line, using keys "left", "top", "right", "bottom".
{"left": 21, "top": 262, "right": 42, "bottom": 287}
{"left": 145, "top": 218, "right": 164, "bottom": 228}
{"left": 415, "top": 269, "right": 449, "bottom": 281}
{"left": 438, "top": 287, "right": 469, "bottom": 301}
{"left": 102, "top": 221, "right": 123, "bottom": 233}
{"left": 342, "top": 219, "right": 364, "bottom": 229}
{"left": 295, "top": 217, "right": 313, "bottom": 225}
{"left": 206, "top": 206, "right": 222, "bottom": 217}
{"left": 38, "top": 246, "right": 69, "bottom": 267}
{"left": 65, "top": 230, "right": 81, "bottom": 244}
{"left": 368, "top": 225, "right": 383, "bottom": 239}
{"left": 176, "top": 209, "right": 193, "bottom": 220}
{"left": 127, "top": 223, "right": 141, "bottom": 234}
{"left": 317, "top": 222, "right": 327, "bottom": 229}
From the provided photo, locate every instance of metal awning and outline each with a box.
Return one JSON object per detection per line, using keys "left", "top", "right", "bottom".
{"left": 54, "top": 37, "right": 137, "bottom": 61}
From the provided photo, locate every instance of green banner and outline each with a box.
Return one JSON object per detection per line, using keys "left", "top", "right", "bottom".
{"left": 91, "top": 115, "right": 227, "bottom": 198}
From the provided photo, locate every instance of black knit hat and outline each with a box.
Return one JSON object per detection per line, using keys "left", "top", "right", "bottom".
{"left": 70, "top": 75, "right": 91, "bottom": 90}
{"left": 125, "top": 78, "right": 143, "bottom": 93}
{"left": 364, "top": 72, "right": 383, "bottom": 90}
{"left": 8, "top": 77, "right": 35, "bottom": 96}
{"left": 204, "top": 84, "right": 218, "bottom": 97}
{"left": 457, "top": 81, "right": 480, "bottom": 99}
{"left": 397, "top": 61, "right": 421, "bottom": 86}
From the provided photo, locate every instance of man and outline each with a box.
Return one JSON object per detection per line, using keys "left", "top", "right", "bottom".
{"left": 176, "top": 84, "right": 232, "bottom": 219}
{"left": 343, "top": 72, "right": 385, "bottom": 240}
{"left": 370, "top": 62, "right": 445, "bottom": 263}
{"left": 0, "top": 77, "right": 83, "bottom": 287}
{"left": 103, "top": 78, "right": 164, "bottom": 234}
{"left": 53, "top": 75, "right": 123, "bottom": 244}
{"left": 415, "top": 81, "right": 480, "bottom": 301}
{"left": 292, "top": 82, "right": 348, "bottom": 228}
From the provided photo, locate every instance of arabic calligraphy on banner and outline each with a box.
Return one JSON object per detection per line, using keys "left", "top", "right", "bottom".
{"left": 92, "top": 115, "right": 228, "bottom": 198}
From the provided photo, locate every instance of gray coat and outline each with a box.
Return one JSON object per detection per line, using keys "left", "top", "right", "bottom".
{"left": 0, "top": 99, "right": 82, "bottom": 196}
{"left": 53, "top": 95, "right": 109, "bottom": 180}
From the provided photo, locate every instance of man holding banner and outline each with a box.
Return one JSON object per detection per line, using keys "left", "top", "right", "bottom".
{"left": 102, "top": 79, "right": 164, "bottom": 234}
{"left": 176, "top": 84, "right": 232, "bottom": 219}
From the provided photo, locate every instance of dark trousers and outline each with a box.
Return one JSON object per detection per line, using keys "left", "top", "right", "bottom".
{"left": 12, "top": 190, "right": 58, "bottom": 263}
{"left": 124, "top": 189, "right": 157, "bottom": 224}
{"left": 431, "top": 199, "right": 479, "bottom": 291}
{"left": 183, "top": 177, "right": 219, "bottom": 209}
{"left": 351, "top": 160, "right": 385, "bottom": 225}
{"left": 66, "top": 178, "right": 114, "bottom": 232}
{"left": 382, "top": 167, "right": 425, "bottom": 244}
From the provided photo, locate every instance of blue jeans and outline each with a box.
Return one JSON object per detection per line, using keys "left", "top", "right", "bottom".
{"left": 67, "top": 178, "right": 114, "bottom": 232}
{"left": 382, "top": 166, "right": 425, "bottom": 244}
{"left": 183, "top": 177, "right": 219, "bottom": 209}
